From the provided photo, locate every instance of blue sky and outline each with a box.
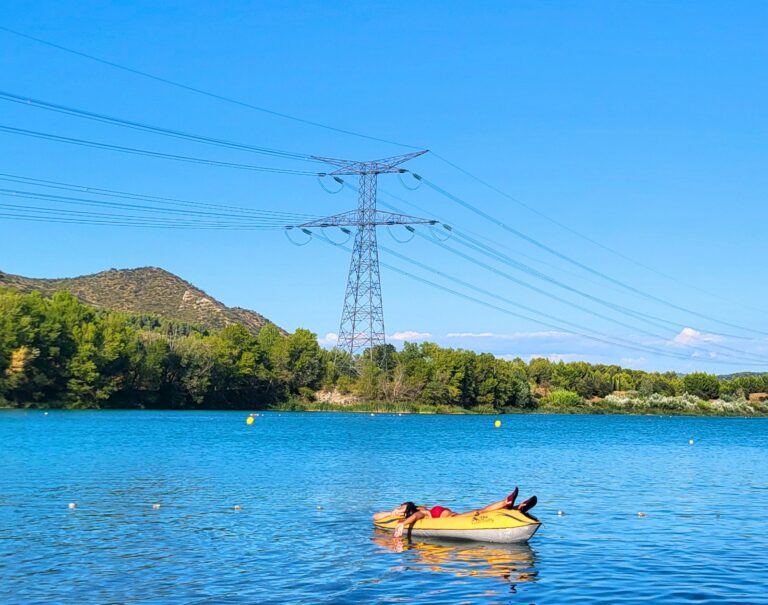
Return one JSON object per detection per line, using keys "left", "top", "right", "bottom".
{"left": 1, "top": 1, "right": 767, "bottom": 373}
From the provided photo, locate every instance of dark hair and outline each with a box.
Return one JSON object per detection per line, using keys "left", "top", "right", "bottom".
{"left": 401, "top": 501, "right": 418, "bottom": 518}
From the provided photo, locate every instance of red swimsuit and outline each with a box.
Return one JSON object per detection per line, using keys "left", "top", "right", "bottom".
{"left": 429, "top": 505, "right": 450, "bottom": 518}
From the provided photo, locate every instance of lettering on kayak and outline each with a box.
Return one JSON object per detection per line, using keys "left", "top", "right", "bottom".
{"left": 471, "top": 514, "right": 491, "bottom": 525}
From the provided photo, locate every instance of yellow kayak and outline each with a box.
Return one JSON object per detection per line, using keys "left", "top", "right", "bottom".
{"left": 373, "top": 509, "right": 541, "bottom": 544}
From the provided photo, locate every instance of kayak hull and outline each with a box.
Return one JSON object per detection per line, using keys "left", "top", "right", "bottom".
{"left": 404, "top": 524, "right": 539, "bottom": 543}
{"left": 373, "top": 509, "right": 541, "bottom": 544}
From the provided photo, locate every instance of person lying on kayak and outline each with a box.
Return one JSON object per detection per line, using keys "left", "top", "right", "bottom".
{"left": 374, "top": 488, "right": 537, "bottom": 538}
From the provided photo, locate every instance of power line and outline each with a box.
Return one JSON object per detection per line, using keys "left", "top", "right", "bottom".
{"left": 376, "top": 186, "right": 767, "bottom": 361}
{"left": 378, "top": 243, "right": 768, "bottom": 366}
{"left": 0, "top": 124, "right": 319, "bottom": 175}
{"left": 379, "top": 184, "right": 634, "bottom": 300}
{"left": 0, "top": 201, "right": 292, "bottom": 227}
{"left": 0, "top": 211, "right": 286, "bottom": 229}
{"left": 0, "top": 25, "right": 422, "bottom": 150}
{"left": 0, "top": 90, "right": 323, "bottom": 163}
{"left": 417, "top": 175, "right": 768, "bottom": 338}
{"left": 0, "top": 202, "right": 292, "bottom": 228}
{"left": 318, "top": 237, "right": 767, "bottom": 367}
{"left": 0, "top": 186, "right": 318, "bottom": 222}
{"left": 377, "top": 189, "right": 682, "bottom": 332}
{"left": 0, "top": 172, "right": 317, "bottom": 218}
{"left": 429, "top": 152, "right": 767, "bottom": 316}
{"left": 362, "top": 182, "right": 768, "bottom": 362}
{"left": 423, "top": 235, "right": 768, "bottom": 364}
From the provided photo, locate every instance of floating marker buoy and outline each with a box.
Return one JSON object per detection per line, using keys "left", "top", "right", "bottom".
{"left": 44, "top": 412, "right": 48, "bottom": 416}
{"left": 152, "top": 503, "right": 161, "bottom": 509}
{"left": 246, "top": 416, "right": 254, "bottom": 426}
{"left": 494, "top": 420, "right": 502, "bottom": 428}
{"left": 233, "top": 505, "right": 242, "bottom": 511}
{"left": 557, "top": 510, "right": 565, "bottom": 516}
{"left": 68, "top": 502, "right": 77, "bottom": 509}
{"left": 316, "top": 505, "right": 323, "bottom": 510}
{"left": 688, "top": 439, "right": 694, "bottom": 445}
{"left": 370, "top": 413, "right": 375, "bottom": 417}
{"left": 637, "top": 511, "right": 646, "bottom": 517}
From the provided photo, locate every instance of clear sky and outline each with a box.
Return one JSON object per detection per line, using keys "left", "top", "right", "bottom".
{"left": 1, "top": 1, "right": 767, "bottom": 373}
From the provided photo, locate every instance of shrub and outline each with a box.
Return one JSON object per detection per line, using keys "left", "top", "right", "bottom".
{"left": 542, "top": 389, "right": 583, "bottom": 407}
{"left": 298, "top": 386, "right": 316, "bottom": 402}
{"left": 683, "top": 372, "right": 720, "bottom": 400}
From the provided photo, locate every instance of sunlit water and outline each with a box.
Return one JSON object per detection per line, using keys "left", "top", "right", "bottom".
{"left": 1, "top": 411, "right": 767, "bottom": 604}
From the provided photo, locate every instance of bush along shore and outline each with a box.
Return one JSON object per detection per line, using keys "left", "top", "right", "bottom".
{"left": 1, "top": 288, "right": 767, "bottom": 416}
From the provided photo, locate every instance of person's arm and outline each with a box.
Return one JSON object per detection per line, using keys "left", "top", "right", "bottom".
{"left": 373, "top": 505, "right": 408, "bottom": 522}
{"left": 394, "top": 510, "right": 427, "bottom": 538}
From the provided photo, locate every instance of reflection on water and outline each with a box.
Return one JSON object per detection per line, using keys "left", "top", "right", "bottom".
{"left": 372, "top": 530, "right": 538, "bottom": 591}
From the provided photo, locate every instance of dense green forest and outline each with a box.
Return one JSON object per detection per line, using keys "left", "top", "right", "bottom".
{"left": 1, "top": 288, "right": 767, "bottom": 414}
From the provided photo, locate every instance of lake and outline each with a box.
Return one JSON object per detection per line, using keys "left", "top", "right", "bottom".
{"left": 1, "top": 411, "right": 767, "bottom": 604}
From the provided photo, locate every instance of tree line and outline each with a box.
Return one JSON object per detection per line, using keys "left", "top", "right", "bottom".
{"left": 1, "top": 288, "right": 766, "bottom": 410}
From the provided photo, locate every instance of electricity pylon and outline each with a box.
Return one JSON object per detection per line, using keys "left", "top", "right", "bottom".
{"left": 295, "top": 151, "right": 432, "bottom": 366}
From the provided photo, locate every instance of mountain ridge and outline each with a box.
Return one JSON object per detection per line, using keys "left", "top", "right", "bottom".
{"left": 0, "top": 266, "right": 280, "bottom": 335}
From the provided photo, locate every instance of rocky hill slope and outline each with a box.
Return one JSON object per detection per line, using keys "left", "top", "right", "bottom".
{"left": 0, "top": 266, "right": 278, "bottom": 335}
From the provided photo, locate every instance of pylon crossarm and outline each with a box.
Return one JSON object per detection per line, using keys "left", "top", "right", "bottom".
{"left": 295, "top": 210, "right": 436, "bottom": 229}
{"left": 311, "top": 150, "right": 428, "bottom": 176}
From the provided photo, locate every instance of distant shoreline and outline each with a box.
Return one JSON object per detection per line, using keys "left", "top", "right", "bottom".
{"left": 4, "top": 399, "right": 767, "bottom": 418}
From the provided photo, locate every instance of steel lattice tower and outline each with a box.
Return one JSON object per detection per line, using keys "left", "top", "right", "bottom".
{"left": 294, "top": 151, "right": 431, "bottom": 363}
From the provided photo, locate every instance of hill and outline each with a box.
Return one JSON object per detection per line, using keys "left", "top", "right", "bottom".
{"left": 718, "top": 372, "right": 764, "bottom": 380}
{"left": 0, "top": 266, "right": 279, "bottom": 335}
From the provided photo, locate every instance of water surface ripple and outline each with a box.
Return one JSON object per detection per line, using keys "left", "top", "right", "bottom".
{"left": 1, "top": 411, "right": 767, "bottom": 603}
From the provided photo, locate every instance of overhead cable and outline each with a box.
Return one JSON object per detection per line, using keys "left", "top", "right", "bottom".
{"left": 322, "top": 238, "right": 767, "bottom": 367}
{"left": 0, "top": 172, "right": 317, "bottom": 218}
{"left": 417, "top": 175, "right": 768, "bottom": 338}
{"left": 0, "top": 25, "right": 422, "bottom": 150}
{"left": 0, "top": 124, "right": 318, "bottom": 175}
{"left": 0, "top": 90, "right": 321, "bottom": 163}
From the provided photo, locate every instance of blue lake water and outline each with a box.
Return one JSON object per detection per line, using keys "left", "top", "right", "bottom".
{"left": 1, "top": 411, "right": 767, "bottom": 604}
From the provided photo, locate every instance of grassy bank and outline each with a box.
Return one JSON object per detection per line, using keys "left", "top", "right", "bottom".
{"left": 5, "top": 394, "right": 767, "bottom": 417}
{"left": 268, "top": 400, "right": 494, "bottom": 414}
{"left": 524, "top": 393, "right": 768, "bottom": 417}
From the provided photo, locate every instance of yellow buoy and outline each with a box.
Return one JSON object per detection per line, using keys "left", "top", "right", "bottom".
{"left": 494, "top": 419, "right": 502, "bottom": 428}
{"left": 246, "top": 416, "right": 255, "bottom": 425}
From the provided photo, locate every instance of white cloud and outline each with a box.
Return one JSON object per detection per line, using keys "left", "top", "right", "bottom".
{"left": 446, "top": 331, "right": 572, "bottom": 340}
{"left": 446, "top": 331, "right": 496, "bottom": 338}
{"left": 620, "top": 357, "right": 647, "bottom": 366}
{"left": 388, "top": 331, "right": 432, "bottom": 341}
{"left": 671, "top": 327, "right": 722, "bottom": 346}
{"left": 318, "top": 332, "right": 339, "bottom": 345}
{"left": 536, "top": 353, "right": 585, "bottom": 363}
{"left": 503, "top": 353, "right": 592, "bottom": 363}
